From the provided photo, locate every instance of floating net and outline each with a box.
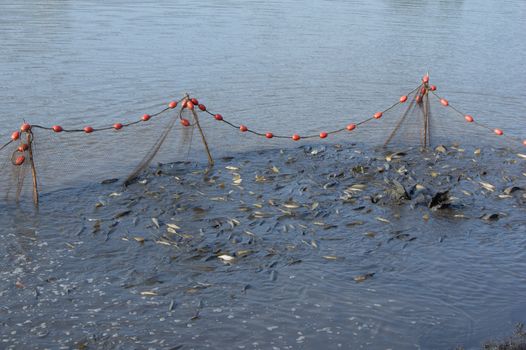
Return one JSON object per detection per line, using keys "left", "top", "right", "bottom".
{"left": 1, "top": 76, "right": 524, "bottom": 206}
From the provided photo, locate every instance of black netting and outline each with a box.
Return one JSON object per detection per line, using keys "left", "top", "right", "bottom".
{"left": 0, "top": 82, "right": 523, "bottom": 205}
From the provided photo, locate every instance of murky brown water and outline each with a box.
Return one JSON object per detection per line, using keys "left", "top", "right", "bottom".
{"left": 1, "top": 1, "right": 526, "bottom": 349}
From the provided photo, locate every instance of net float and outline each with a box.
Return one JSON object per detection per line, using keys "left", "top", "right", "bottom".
{"left": 440, "top": 98, "right": 449, "bottom": 106}
{"left": 240, "top": 125, "right": 248, "bottom": 132}
{"left": 180, "top": 118, "right": 190, "bottom": 127}
{"left": 400, "top": 95, "right": 408, "bottom": 103}
{"left": 198, "top": 104, "right": 206, "bottom": 111}
{"left": 185, "top": 101, "right": 194, "bottom": 110}
{"left": 292, "top": 134, "right": 300, "bottom": 141}
{"left": 52, "top": 125, "right": 63, "bottom": 132}
{"left": 523, "top": 140, "right": 526, "bottom": 146}
{"left": 14, "top": 155, "right": 25, "bottom": 166}
{"left": 494, "top": 128, "right": 503, "bottom": 136}
{"left": 420, "top": 87, "right": 427, "bottom": 95}
{"left": 266, "top": 132, "right": 274, "bottom": 139}
{"left": 430, "top": 85, "right": 437, "bottom": 91}
{"left": 347, "top": 123, "right": 356, "bottom": 131}
{"left": 11, "top": 131, "right": 20, "bottom": 141}
{"left": 320, "top": 132, "right": 328, "bottom": 139}
{"left": 113, "top": 123, "right": 123, "bottom": 130}
{"left": 422, "top": 75, "right": 429, "bottom": 83}
{"left": 142, "top": 114, "right": 151, "bottom": 121}
{"left": 20, "top": 123, "right": 31, "bottom": 132}
{"left": 84, "top": 126, "right": 94, "bottom": 133}
{"left": 18, "top": 143, "right": 29, "bottom": 152}
{"left": 168, "top": 101, "right": 177, "bottom": 109}
{"left": 465, "top": 115, "right": 474, "bottom": 123}
{"left": 214, "top": 114, "right": 223, "bottom": 121}
{"left": 374, "top": 112, "right": 383, "bottom": 119}
{"left": 416, "top": 95, "right": 422, "bottom": 103}
{"left": 190, "top": 98, "right": 199, "bottom": 105}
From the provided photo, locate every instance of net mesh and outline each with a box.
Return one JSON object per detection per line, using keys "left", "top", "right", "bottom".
{"left": 0, "top": 80, "right": 522, "bottom": 205}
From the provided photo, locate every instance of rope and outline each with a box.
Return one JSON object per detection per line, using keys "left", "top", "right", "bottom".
{"left": 429, "top": 91, "right": 524, "bottom": 144}
{"left": 0, "top": 140, "right": 13, "bottom": 152}
{"left": 1, "top": 80, "right": 524, "bottom": 150}
{"left": 202, "top": 83, "right": 423, "bottom": 139}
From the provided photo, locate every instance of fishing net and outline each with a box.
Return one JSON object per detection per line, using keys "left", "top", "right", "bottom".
{"left": 0, "top": 78, "right": 523, "bottom": 206}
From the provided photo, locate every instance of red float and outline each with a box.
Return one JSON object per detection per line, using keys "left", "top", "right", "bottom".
{"left": 142, "top": 114, "right": 151, "bottom": 121}
{"left": 113, "top": 123, "right": 123, "bottom": 130}
{"left": 523, "top": 140, "right": 526, "bottom": 146}
{"left": 422, "top": 75, "right": 429, "bottom": 83}
{"left": 320, "top": 132, "right": 328, "bottom": 139}
{"left": 214, "top": 114, "right": 223, "bottom": 121}
{"left": 11, "top": 131, "right": 20, "bottom": 141}
{"left": 266, "top": 132, "right": 274, "bottom": 139}
{"left": 168, "top": 101, "right": 177, "bottom": 109}
{"left": 18, "top": 143, "right": 29, "bottom": 152}
{"left": 494, "top": 128, "right": 503, "bottom": 136}
{"left": 440, "top": 98, "right": 449, "bottom": 106}
{"left": 20, "top": 123, "right": 31, "bottom": 132}
{"left": 374, "top": 112, "right": 383, "bottom": 119}
{"left": 198, "top": 104, "right": 206, "bottom": 111}
{"left": 420, "top": 87, "right": 426, "bottom": 95}
{"left": 292, "top": 134, "right": 301, "bottom": 141}
{"left": 84, "top": 126, "right": 94, "bottom": 133}
{"left": 181, "top": 118, "right": 190, "bottom": 127}
{"left": 400, "top": 95, "right": 408, "bottom": 103}
{"left": 186, "top": 101, "right": 195, "bottom": 110}
{"left": 430, "top": 85, "right": 437, "bottom": 91}
{"left": 464, "top": 115, "right": 474, "bottom": 123}
{"left": 14, "top": 155, "right": 25, "bottom": 166}
{"left": 240, "top": 125, "right": 248, "bottom": 132}
{"left": 415, "top": 95, "right": 422, "bottom": 103}
{"left": 52, "top": 125, "right": 63, "bottom": 132}
{"left": 346, "top": 123, "right": 356, "bottom": 131}
{"left": 190, "top": 98, "right": 199, "bottom": 105}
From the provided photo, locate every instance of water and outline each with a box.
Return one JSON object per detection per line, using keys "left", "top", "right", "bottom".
{"left": 1, "top": 1, "right": 526, "bottom": 149}
{"left": 1, "top": 1, "right": 526, "bottom": 349}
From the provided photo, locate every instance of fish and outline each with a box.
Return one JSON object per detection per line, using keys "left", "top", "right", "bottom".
{"left": 218, "top": 254, "right": 235, "bottom": 262}
{"left": 375, "top": 217, "right": 390, "bottom": 223}
{"left": 140, "top": 291, "right": 158, "bottom": 296}
{"left": 479, "top": 181, "right": 496, "bottom": 192}
{"left": 354, "top": 273, "right": 375, "bottom": 283}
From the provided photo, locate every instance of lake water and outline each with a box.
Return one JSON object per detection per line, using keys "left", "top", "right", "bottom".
{"left": 1, "top": 1, "right": 526, "bottom": 349}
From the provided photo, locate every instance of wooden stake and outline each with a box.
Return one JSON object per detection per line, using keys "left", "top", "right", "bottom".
{"left": 423, "top": 90, "right": 431, "bottom": 148}
{"left": 190, "top": 109, "right": 214, "bottom": 167}
{"left": 26, "top": 131, "right": 39, "bottom": 207}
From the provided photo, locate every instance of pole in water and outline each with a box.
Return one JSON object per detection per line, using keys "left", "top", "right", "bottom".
{"left": 26, "top": 131, "right": 39, "bottom": 207}
{"left": 190, "top": 108, "right": 214, "bottom": 167}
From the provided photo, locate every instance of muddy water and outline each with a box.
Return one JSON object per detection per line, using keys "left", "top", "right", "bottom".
{"left": 1, "top": 144, "right": 525, "bottom": 349}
